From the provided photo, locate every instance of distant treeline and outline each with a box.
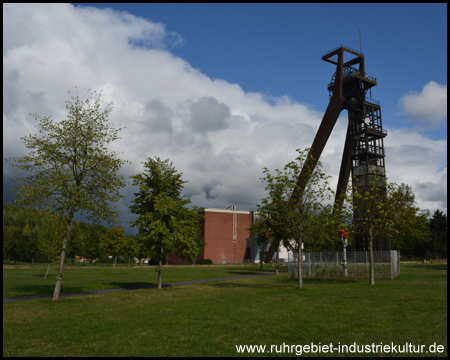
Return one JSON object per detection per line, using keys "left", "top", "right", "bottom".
{"left": 398, "top": 210, "right": 447, "bottom": 259}
{"left": 3, "top": 204, "right": 134, "bottom": 264}
{"left": 3, "top": 204, "right": 447, "bottom": 263}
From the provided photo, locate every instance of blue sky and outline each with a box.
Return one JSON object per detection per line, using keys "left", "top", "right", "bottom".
{"left": 3, "top": 4, "right": 447, "bottom": 232}
{"left": 75, "top": 3, "right": 447, "bottom": 137}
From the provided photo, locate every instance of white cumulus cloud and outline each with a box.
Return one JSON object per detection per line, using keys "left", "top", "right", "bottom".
{"left": 3, "top": 4, "right": 447, "bottom": 231}
{"left": 399, "top": 81, "right": 447, "bottom": 128}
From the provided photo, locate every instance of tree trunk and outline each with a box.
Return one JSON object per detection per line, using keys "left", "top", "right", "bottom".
{"left": 369, "top": 227, "right": 375, "bottom": 285}
{"left": 53, "top": 214, "right": 74, "bottom": 300}
{"left": 128, "top": 256, "right": 130, "bottom": 267}
{"left": 259, "top": 247, "right": 264, "bottom": 270}
{"left": 298, "top": 240, "right": 303, "bottom": 289}
{"left": 31, "top": 258, "right": 34, "bottom": 269}
{"left": 275, "top": 242, "right": 279, "bottom": 275}
{"left": 44, "top": 255, "right": 51, "bottom": 279}
{"left": 158, "top": 245, "right": 163, "bottom": 290}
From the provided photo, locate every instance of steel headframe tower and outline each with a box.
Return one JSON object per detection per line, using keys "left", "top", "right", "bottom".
{"left": 323, "top": 45, "right": 390, "bottom": 251}
{"left": 264, "top": 45, "right": 389, "bottom": 262}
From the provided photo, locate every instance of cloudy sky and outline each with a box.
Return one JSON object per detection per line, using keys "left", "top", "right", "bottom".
{"left": 3, "top": 4, "right": 447, "bottom": 233}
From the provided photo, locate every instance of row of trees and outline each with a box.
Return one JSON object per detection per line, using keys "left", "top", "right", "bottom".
{"left": 248, "top": 148, "right": 446, "bottom": 288}
{"left": 3, "top": 204, "right": 159, "bottom": 276}
{"left": 4, "top": 205, "right": 204, "bottom": 274}
{"left": 6, "top": 88, "right": 446, "bottom": 298}
{"left": 291, "top": 207, "right": 445, "bottom": 259}
{"left": 4, "top": 204, "right": 105, "bottom": 265}
{"left": 6, "top": 88, "right": 205, "bottom": 299}
{"left": 5, "top": 197, "right": 443, "bottom": 268}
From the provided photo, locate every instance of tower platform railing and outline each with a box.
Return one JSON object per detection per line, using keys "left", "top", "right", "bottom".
{"left": 321, "top": 45, "right": 363, "bottom": 59}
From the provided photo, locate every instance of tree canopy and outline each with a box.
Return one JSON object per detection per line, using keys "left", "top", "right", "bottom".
{"left": 426, "top": 209, "right": 447, "bottom": 259}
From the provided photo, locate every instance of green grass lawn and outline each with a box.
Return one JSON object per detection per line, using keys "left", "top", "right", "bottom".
{"left": 3, "top": 263, "right": 447, "bottom": 357}
{"left": 3, "top": 263, "right": 284, "bottom": 297}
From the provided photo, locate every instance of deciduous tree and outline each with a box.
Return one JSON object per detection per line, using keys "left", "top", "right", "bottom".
{"left": 129, "top": 157, "right": 204, "bottom": 289}
{"left": 257, "top": 148, "right": 334, "bottom": 289}
{"left": 427, "top": 209, "right": 447, "bottom": 259}
{"left": 84, "top": 227, "right": 102, "bottom": 265}
{"left": 386, "top": 184, "right": 431, "bottom": 257}
{"left": 6, "top": 88, "right": 129, "bottom": 300}
{"left": 66, "top": 226, "right": 83, "bottom": 265}
{"left": 344, "top": 179, "right": 429, "bottom": 285}
{"left": 131, "top": 232, "right": 152, "bottom": 266}
{"left": 104, "top": 226, "right": 126, "bottom": 266}
{"left": 34, "top": 211, "right": 66, "bottom": 278}
{"left": 248, "top": 213, "right": 272, "bottom": 271}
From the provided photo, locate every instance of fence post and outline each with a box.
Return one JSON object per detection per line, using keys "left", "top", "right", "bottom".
{"left": 320, "top": 252, "right": 323, "bottom": 280}
{"left": 366, "top": 251, "right": 368, "bottom": 275}
{"left": 390, "top": 250, "right": 394, "bottom": 280}
{"left": 288, "top": 253, "right": 291, "bottom": 280}
{"left": 308, "top": 253, "right": 311, "bottom": 277}
{"left": 392, "top": 250, "right": 399, "bottom": 279}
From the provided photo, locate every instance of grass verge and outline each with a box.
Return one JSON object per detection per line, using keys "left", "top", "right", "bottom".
{"left": 3, "top": 263, "right": 285, "bottom": 297}
{"left": 3, "top": 264, "right": 447, "bottom": 357}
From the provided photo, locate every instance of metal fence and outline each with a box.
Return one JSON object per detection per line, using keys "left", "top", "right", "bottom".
{"left": 288, "top": 250, "right": 399, "bottom": 280}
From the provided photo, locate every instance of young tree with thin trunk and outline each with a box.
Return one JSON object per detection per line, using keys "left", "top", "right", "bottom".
{"left": 129, "top": 157, "right": 204, "bottom": 290}
{"left": 34, "top": 210, "right": 66, "bottom": 279}
{"left": 84, "top": 227, "right": 102, "bottom": 265}
{"left": 6, "top": 88, "right": 129, "bottom": 300}
{"left": 345, "top": 178, "right": 426, "bottom": 285}
{"left": 130, "top": 232, "right": 150, "bottom": 267}
{"left": 104, "top": 226, "right": 126, "bottom": 267}
{"left": 247, "top": 214, "right": 271, "bottom": 271}
{"left": 123, "top": 235, "right": 136, "bottom": 267}
{"left": 258, "top": 148, "right": 334, "bottom": 289}
{"left": 350, "top": 176, "right": 392, "bottom": 285}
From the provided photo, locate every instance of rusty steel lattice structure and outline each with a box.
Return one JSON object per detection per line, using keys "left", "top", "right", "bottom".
{"left": 265, "top": 45, "right": 389, "bottom": 262}
{"left": 323, "top": 46, "right": 390, "bottom": 251}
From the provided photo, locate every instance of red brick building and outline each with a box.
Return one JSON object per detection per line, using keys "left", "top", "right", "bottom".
{"left": 167, "top": 208, "right": 254, "bottom": 265}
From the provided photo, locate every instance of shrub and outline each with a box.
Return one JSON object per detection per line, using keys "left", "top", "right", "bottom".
{"left": 196, "top": 259, "right": 213, "bottom": 265}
